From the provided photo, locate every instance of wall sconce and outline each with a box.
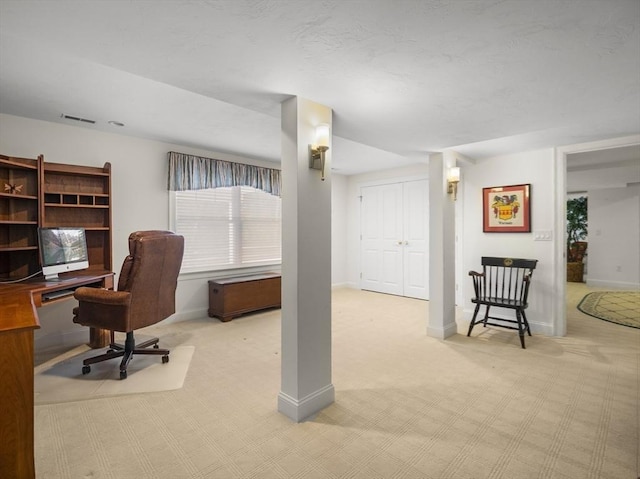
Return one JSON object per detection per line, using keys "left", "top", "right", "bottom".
{"left": 309, "top": 123, "right": 330, "bottom": 181}
{"left": 447, "top": 166, "right": 460, "bottom": 201}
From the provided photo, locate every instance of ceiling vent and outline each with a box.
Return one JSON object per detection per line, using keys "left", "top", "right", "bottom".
{"left": 60, "top": 114, "right": 96, "bottom": 124}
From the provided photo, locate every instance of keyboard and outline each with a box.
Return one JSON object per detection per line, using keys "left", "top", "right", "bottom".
{"left": 42, "top": 289, "right": 75, "bottom": 301}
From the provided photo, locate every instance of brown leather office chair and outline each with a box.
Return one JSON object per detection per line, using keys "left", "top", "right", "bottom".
{"left": 73, "top": 230, "right": 184, "bottom": 379}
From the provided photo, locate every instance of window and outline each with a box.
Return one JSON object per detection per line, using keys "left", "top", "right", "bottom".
{"left": 174, "top": 186, "right": 281, "bottom": 273}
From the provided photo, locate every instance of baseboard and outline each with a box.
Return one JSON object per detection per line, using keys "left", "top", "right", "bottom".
{"left": 427, "top": 321, "right": 458, "bottom": 339}
{"left": 166, "top": 308, "right": 209, "bottom": 323}
{"left": 278, "top": 383, "right": 335, "bottom": 422}
{"left": 586, "top": 279, "right": 640, "bottom": 290}
{"left": 174, "top": 287, "right": 358, "bottom": 321}
{"left": 461, "top": 308, "right": 553, "bottom": 336}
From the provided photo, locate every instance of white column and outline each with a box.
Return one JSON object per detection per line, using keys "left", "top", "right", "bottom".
{"left": 278, "top": 97, "right": 335, "bottom": 422}
{"left": 427, "top": 152, "right": 457, "bottom": 338}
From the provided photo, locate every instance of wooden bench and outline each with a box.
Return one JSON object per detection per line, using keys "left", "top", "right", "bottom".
{"left": 467, "top": 257, "right": 538, "bottom": 348}
{"left": 208, "top": 272, "right": 281, "bottom": 321}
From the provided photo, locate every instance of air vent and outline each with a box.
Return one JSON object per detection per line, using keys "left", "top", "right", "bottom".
{"left": 60, "top": 114, "right": 96, "bottom": 124}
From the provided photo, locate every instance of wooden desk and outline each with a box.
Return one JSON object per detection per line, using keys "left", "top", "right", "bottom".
{"left": 0, "top": 270, "right": 114, "bottom": 479}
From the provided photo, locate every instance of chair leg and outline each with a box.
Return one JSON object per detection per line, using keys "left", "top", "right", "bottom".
{"left": 521, "top": 310, "right": 532, "bottom": 336}
{"left": 135, "top": 336, "right": 159, "bottom": 349}
{"left": 467, "top": 304, "right": 481, "bottom": 337}
{"left": 482, "top": 305, "right": 491, "bottom": 327}
{"left": 119, "top": 348, "right": 135, "bottom": 379}
{"left": 134, "top": 347, "right": 170, "bottom": 356}
{"left": 118, "top": 332, "right": 169, "bottom": 379}
{"left": 116, "top": 331, "right": 136, "bottom": 379}
{"left": 83, "top": 349, "right": 124, "bottom": 366}
{"left": 131, "top": 335, "right": 169, "bottom": 358}
{"left": 515, "top": 309, "right": 526, "bottom": 349}
{"left": 81, "top": 330, "right": 170, "bottom": 379}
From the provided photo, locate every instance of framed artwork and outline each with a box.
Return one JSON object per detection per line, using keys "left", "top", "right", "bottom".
{"left": 482, "top": 184, "right": 531, "bottom": 233}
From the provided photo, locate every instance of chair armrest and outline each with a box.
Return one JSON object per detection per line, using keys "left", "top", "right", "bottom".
{"left": 469, "top": 270, "right": 484, "bottom": 277}
{"left": 73, "top": 287, "right": 132, "bottom": 330}
{"left": 74, "top": 287, "right": 131, "bottom": 306}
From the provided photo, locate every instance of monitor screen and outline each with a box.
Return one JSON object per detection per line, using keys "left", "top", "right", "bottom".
{"left": 38, "top": 227, "right": 89, "bottom": 280}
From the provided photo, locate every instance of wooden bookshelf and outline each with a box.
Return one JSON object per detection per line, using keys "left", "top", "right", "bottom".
{"left": 0, "top": 154, "right": 113, "bottom": 280}
{"left": 0, "top": 155, "right": 42, "bottom": 279}
{"left": 41, "top": 161, "right": 112, "bottom": 273}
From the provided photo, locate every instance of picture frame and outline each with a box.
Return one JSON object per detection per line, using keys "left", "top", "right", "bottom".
{"left": 482, "top": 184, "right": 531, "bottom": 233}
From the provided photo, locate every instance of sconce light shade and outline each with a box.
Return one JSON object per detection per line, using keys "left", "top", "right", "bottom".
{"left": 316, "top": 123, "right": 330, "bottom": 148}
{"left": 310, "top": 123, "right": 331, "bottom": 181}
{"left": 447, "top": 166, "right": 460, "bottom": 183}
{"left": 447, "top": 166, "right": 461, "bottom": 201}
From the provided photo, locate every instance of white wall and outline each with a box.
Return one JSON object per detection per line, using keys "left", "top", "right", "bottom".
{"left": 331, "top": 174, "right": 348, "bottom": 287}
{"left": 587, "top": 185, "right": 640, "bottom": 289}
{"left": 4, "top": 112, "right": 635, "bottom": 350}
{"left": 0, "top": 113, "right": 349, "bottom": 350}
{"left": 460, "top": 148, "right": 557, "bottom": 335}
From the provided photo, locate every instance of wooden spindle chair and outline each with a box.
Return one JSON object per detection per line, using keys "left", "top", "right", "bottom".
{"left": 468, "top": 256, "right": 538, "bottom": 348}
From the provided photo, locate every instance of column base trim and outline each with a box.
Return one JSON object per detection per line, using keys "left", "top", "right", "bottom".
{"left": 427, "top": 322, "right": 458, "bottom": 339}
{"left": 278, "top": 383, "right": 335, "bottom": 422}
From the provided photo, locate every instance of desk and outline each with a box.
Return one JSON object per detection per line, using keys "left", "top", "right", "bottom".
{"left": 0, "top": 270, "right": 114, "bottom": 479}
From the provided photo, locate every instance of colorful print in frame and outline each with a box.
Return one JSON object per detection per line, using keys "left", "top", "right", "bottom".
{"left": 483, "top": 184, "right": 531, "bottom": 233}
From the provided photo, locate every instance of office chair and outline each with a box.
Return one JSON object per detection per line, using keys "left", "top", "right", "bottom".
{"left": 73, "top": 230, "right": 184, "bottom": 379}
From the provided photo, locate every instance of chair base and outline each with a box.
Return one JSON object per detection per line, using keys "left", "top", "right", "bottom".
{"left": 81, "top": 331, "right": 170, "bottom": 379}
{"left": 467, "top": 304, "right": 531, "bottom": 349}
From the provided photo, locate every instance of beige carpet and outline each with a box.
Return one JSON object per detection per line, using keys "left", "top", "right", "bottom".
{"left": 34, "top": 343, "right": 195, "bottom": 405}
{"left": 577, "top": 290, "right": 640, "bottom": 329}
{"left": 34, "top": 284, "right": 639, "bottom": 479}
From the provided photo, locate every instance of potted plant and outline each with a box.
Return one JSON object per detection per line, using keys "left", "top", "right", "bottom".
{"left": 566, "top": 196, "right": 588, "bottom": 282}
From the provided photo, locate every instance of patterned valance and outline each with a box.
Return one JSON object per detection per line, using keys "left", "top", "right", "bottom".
{"left": 167, "top": 151, "right": 281, "bottom": 197}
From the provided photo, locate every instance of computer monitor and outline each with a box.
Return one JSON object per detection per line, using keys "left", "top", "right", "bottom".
{"left": 38, "top": 227, "right": 89, "bottom": 280}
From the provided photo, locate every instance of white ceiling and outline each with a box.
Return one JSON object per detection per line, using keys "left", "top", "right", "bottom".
{"left": 0, "top": 0, "right": 639, "bottom": 175}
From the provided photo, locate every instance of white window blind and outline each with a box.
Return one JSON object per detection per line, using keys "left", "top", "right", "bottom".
{"left": 174, "top": 186, "right": 281, "bottom": 273}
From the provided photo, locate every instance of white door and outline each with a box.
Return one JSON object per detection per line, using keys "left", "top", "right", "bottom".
{"left": 403, "top": 180, "right": 429, "bottom": 299}
{"left": 360, "top": 183, "right": 403, "bottom": 295}
{"left": 360, "top": 180, "right": 429, "bottom": 300}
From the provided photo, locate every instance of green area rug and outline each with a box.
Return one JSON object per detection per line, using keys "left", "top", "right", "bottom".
{"left": 577, "top": 291, "right": 640, "bottom": 329}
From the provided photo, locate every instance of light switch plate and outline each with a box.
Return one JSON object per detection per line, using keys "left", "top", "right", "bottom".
{"left": 534, "top": 230, "right": 552, "bottom": 241}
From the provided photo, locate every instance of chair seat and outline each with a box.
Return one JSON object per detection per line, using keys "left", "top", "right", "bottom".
{"left": 471, "top": 297, "right": 526, "bottom": 308}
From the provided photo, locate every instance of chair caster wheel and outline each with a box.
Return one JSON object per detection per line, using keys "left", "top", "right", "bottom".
{"left": 153, "top": 344, "right": 159, "bottom": 349}
{"left": 162, "top": 355, "right": 169, "bottom": 364}
{"left": 120, "top": 370, "right": 127, "bottom": 380}
{"left": 82, "top": 365, "right": 91, "bottom": 375}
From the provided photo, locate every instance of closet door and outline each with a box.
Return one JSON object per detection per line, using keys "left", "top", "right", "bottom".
{"left": 360, "top": 183, "right": 403, "bottom": 295}
{"left": 360, "top": 180, "right": 428, "bottom": 300}
{"left": 403, "top": 180, "right": 429, "bottom": 299}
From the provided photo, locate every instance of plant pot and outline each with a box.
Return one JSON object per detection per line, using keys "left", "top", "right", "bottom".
{"left": 567, "top": 262, "right": 584, "bottom": 282}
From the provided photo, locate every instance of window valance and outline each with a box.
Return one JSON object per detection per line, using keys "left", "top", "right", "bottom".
{"left": 167, "top": 151, "right": 281, "bottom": 197}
